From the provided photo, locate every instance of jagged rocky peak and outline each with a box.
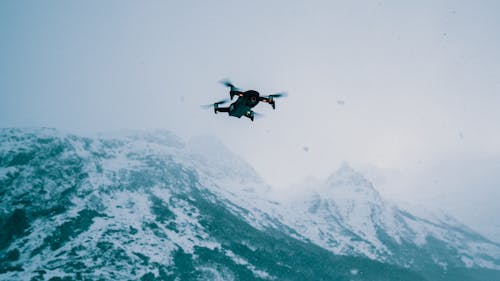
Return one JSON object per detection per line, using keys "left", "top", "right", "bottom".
{"left": 326, "top": 162, "right": 371, "bottom": 187}
{"left": 321, "top": 162, "right": 381, "bottom": 200}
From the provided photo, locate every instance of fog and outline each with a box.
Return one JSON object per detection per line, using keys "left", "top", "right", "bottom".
{"left": 1, "top": 1, "right": 499, "bottom": 241}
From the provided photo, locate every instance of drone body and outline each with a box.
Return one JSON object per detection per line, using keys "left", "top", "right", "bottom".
{"left": 206, "top": 80, "right": 286, "bottom": 121}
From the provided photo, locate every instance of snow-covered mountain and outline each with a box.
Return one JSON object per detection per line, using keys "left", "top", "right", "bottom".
{"left": 276, "top": 163, "right": 500, "bottom": 272}
{"left": 1, "top": 128, "right": 499, "bottom": 281}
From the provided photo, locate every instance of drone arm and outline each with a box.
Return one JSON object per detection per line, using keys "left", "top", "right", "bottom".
{"left": 214, "top": 106, "right": 229, "bottom": 114}
{"left": 221, "top": 80, "right": 243, "bottom": 99}
{"left": 259, "top": 96, "right": 276, "bottom": 109}
{"left": 230, "top": 90, "right": 243, "bottom": 100}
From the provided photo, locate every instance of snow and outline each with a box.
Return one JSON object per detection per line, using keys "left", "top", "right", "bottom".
{"left": 349, "top": 268, "right": 359, "bottom": 275}
{"left": 1, "top": 128, "right": 500, "bottom": 280}
{"left": 224, "top": 249, "right": 275, "bottom": 280}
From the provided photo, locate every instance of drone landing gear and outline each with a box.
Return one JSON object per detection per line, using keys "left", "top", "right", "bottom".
{"left": 245, "top": 111, "right": 254, "bottom": 122}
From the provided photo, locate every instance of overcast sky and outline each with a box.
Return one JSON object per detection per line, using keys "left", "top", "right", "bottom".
{"left": 1, "top": 1, "right": 499, "bottom": 241}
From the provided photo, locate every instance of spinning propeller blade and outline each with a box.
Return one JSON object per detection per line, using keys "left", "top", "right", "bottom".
{"left": 200, "top": 99, "right": 229, "bottom": 109}
{"left": 220, "top": 79, "right": 235, "bottom": 89}
{"left": 268, "top": 92, "right": 288, "bottom": 98}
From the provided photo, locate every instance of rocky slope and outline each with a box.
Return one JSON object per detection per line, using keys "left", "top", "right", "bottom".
{"left": 0, "top": 128, "right": 499, "bottom": 281}
{"left": 275, "top": 164, "right": 500, "bottom": 278}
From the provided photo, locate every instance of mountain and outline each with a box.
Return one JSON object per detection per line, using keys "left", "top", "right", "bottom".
{"left": 0, "top": 128, "right": 499, "bottom": 281}
{"left": 276, "top": 163, "right": 500, "bottom": 279}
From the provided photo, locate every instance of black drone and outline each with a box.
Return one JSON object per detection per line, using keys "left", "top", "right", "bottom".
{"left": 203, "top": 80, "right": 287, "bottom": 121}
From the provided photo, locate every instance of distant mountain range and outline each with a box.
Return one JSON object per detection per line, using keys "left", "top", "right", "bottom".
{"left": 1, "top": 128, "right": 499, "bottom": 280}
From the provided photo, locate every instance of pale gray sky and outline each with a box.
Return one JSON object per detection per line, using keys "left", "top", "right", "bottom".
{"left": 1, "top": 1, "right": 499, "bottom": 241}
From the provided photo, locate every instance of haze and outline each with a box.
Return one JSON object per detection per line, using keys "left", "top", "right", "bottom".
{"left": 1, "top": 1, "right": 499, "bottom": 242}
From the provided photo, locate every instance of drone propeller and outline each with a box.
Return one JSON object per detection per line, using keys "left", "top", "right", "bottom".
{"left": 267, "top": 92, "right": 288, "bottom": 99}
{"left": 261, "top": 92, "right": 287, "bottom": 109}
{"left": 219, "top": 79, "right": 242, "bottom": 92}
{"left": 220, "top": 79, "right": 235, "bottom": 89}
{"left": 200, "top": 99, "right": 229, "bottom": 109}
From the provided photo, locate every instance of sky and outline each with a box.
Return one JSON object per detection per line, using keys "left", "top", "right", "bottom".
{"left": 1, "top": 1, "right": 499, "bottom": 241}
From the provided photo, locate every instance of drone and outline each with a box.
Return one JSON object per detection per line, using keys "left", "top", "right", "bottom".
{"left": 202, "top": 80, "right": 287, "bottom": 121}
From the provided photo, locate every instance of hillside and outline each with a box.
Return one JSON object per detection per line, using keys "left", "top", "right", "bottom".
{"left": 0, "top": 128, "right": 499, "bottom": 280}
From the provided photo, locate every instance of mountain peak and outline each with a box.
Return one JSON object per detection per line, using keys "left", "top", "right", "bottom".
{"left": 335, "top": 162, "right": 359, "bottom": 177}
{"left": 326, "top": 162, "right": 372, "bottom": 188}
{"left": 317, "top": 162, "right": 382, "bottom": 202}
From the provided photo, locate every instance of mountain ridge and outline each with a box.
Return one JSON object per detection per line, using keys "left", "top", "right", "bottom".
{"left": 1, "top": 128, "right": 499, "bottom": 280}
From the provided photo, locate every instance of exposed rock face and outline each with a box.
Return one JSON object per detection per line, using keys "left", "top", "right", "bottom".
{"left": 0, "top": 128, "right": 499, "bottom": 280}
